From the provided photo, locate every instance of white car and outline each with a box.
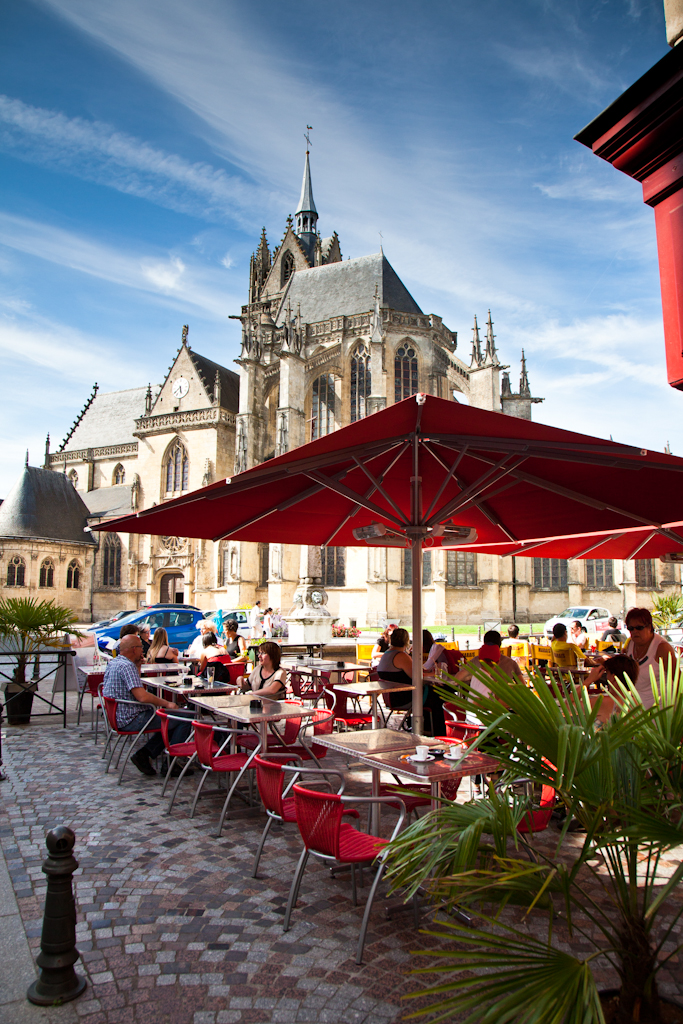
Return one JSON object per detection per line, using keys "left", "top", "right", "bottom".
{"left": 544, "top": 606, "right": 617, "bottom": 638}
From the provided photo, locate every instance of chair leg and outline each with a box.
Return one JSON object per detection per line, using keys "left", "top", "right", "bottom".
{"left": 76, "top": 688, "right": 85, "bottom": 726}
{"left": 160, "top": 756, "right": 176, "bottom": 797}
{"left": 105, "top": 734, "right": 123, "bottom": 772}
{"left": 252, "top": 816, "right": 274, "bottom": 878}
{"left": 356, "top": 860, "right": 387, "bottom": 965}
{"left": 166, "top": 754, "right": 196, "bottom": 815}
{"left": 351, "top": 864, "right": 357, "bottom": 906}
{"left": 217, "top": 764, "right": 254, "bottom": 837}
{"left": 189, "top": 769, "right": 210, "bottom": 818}
{"left": 283, "top": 848, "right": 309, "bottom": 933}
{"left": 117, "top": 738, "right": 135, "bottom": 785}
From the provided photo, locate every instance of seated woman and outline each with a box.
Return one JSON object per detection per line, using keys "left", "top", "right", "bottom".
{"left": 570, "top": 620, "right": 589, "bottom": 650}
{"left": 198, "top": 631, "right": 228, "bottom": 676}
{"left": 377, "top": 627, "right": 445, "bottom": 735}
{"left": 236, "top": 641, "right": 288, "bottom": 700}
{"left": 224, "top": 619, "right": 249, "bottom": 663}
{"left": 422, "top": 629, "right": 462, "bottom": 674}
{"left": 583, "top": 654, "right": 640, "bottom": 723}
{"left": 370, "top": 624, "right": 396, "bottom": 668}
{"left": 146, "top": 628, "right": 179, "bottom": 664}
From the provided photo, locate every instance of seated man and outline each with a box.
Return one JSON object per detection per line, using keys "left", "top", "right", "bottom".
{"left": 600, "top": 616, "right": 625, "bottom": 644}
{"left": 455, "top": 630, "right": 523, "bottom": 722}
{"left": 550, "top": 623, "right": 586, "bottom": 668}
{"left": 583, "top": 654, "right": 640, "bottom": 723}
{"left": 507, "top": 624, "right": 520, "bottom": 639}
{"left": 102, "top": 634, "right": 192, "bottom": 777}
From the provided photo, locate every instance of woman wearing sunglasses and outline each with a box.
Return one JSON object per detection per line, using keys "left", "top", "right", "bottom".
{"left": 623, "top": 607, "right": 675, "bottom": 707}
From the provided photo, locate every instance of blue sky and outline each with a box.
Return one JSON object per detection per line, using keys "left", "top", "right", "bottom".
{"left": 0, "top": 0, "right": 677, "bottom": 494}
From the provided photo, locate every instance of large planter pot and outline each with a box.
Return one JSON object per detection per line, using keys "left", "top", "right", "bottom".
{"left": 600, "top": 989, "right": 683, "bottom": 1023}
{"left": 4, "top": 685, "right": 36, "bottom": 725}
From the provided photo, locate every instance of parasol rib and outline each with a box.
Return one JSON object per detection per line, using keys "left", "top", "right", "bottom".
{"left": 304, "top": 471, "right": 406, "bottom": 527}
{"left": 351, "top": 455, "right": 408, "bottom": 524}
{"left": 425, "top": 455, "right": 526, "bottom": 528}
{"left": 322, "top": 442, "right": 410, "bottom": 546}
{"left": 422, "top": 441, "right": 518, "bottom": 541}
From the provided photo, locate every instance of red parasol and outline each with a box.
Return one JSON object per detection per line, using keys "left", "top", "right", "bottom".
{"left": 97, "top": 394, "right": 683, "bottom": 732}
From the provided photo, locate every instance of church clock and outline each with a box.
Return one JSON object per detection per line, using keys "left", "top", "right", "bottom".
{"left": 172, "top": 377, "right": 189, "bottom": 399}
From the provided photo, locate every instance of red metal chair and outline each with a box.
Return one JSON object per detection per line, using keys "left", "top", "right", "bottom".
{"left": 251, "top": 758, "right": 359, "bottom": 878}
{"left": 76, "top": 671, "right": 104, "bottom": 736}
{"left": 155, "top": 709, "right": 203, "bottom": 812}
{"left": 518, "top": 780, "right": 557, "bottom": 834}
{"left": 289, "top": 670, "right": 325, "bottom": 705}
{"left": 190, "top": 720, "right": 261, "bottom": 836}
{"left": 284, "top": 784, "right": 407, "bottom": 964}
{"left": 236, "top": 704, "right": 335, "bottom": 769}
{"left": 206, "top": 658, "right": 243, "bottom": 687}
{"left": 102, "top": 695, "right": 163, "bottom": 785}
{"left": 323, "top": 681, "right": 373, "bottom": 731}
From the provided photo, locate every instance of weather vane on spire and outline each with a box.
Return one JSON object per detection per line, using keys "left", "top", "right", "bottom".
{"left": 304, "top": 125, "right": 313, "bottom": 153}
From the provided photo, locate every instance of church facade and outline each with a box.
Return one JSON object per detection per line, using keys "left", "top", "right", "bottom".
{"left": 0, "top": 154, "right": 677, "bottom": 624}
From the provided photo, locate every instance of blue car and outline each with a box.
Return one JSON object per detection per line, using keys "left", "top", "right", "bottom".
{"left": 94, "top": 605, "right": 205, "bottom": 651}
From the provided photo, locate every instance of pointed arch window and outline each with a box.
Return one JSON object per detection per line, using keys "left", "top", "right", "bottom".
{"left": 7, "top": 556, "right": 25, "bottom": 587}
{"left": 102, "top": 533, "right": 122, "bottom": 588}
{"left": 113, "top": 464, "right": 125, "bottom": 485}
{"left": 165, "top": 439, "right": 189, "bottom": 494}
{"left": 350, "top": 343, "right": 371, "bottom": 423}
{"left": 39, "top": 559, "right": 55, "bottom": 588}
{"left": 311, "top": 374, "right": 335, "bottom": 440}
{"left": 281, "top": 250, "right": 294, "bottom": 286}
{"left": 66, "top": 559, "right": 81, "bottom": 590}
{"left": 395, "top": 344, "right": 418, "bottom": 402}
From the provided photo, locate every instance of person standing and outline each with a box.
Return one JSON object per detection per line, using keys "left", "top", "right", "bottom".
{"left": 250, "top": 600, "right": 263, "bottom": 639}
{"left": 263, "top": 607, "right": 273, "bottom": 638}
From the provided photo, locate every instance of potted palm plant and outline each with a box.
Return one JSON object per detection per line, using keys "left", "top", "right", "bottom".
{"left": 385, "top": 663, "right": 683, "bottom": 1023}
{"left": 0, "top": 598, "right": 81, "bottom": 724}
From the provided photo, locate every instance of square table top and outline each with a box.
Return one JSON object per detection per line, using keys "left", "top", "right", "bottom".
{"left": 314, "top": 730, "right": 440, "bottom": 756}
{"left": 188, "top": 692, "right": 314, "bottom": 725}
{"left": 334, "top": 680, "right": 414, "bottom": 698}
{"left": 357, "top": 748, "right": 500, "bottom": 782}
{"left": 282, "top": 659, "right": 366, "bottom": 672}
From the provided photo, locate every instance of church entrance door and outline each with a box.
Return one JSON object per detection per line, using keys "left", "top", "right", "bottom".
{"left": 160, "top": 572, "right": 184, "bottom": 604}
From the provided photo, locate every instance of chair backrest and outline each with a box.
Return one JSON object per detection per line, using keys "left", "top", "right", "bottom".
{"left": 551, "top": 647, "right": 577, "bottom": 669}
{"left": 596, "top": 639, "right": 620, "bottom": 652}
{"left": 442, "top": 648, "right": 463, "bottom": 674}
{"left": 461, "top": 649, "right": 479, "bottom": 662}
{"left": 443, "top": 700, "right": 465, "bottom": 725}
{"left": 208, "top": 654, "right": 233, "bottom": 664}
{"left": 155, "top": 707, "right": 171, "bottom": 749}
{"left": 440, "top": 640, "right": 460, "bottom": 651}
{"left": 86, "top": 672, "right": 104, "bottom": 696}
{"left": 518, "top": 783, "right": 556, "bottom": 834}
{"left": 207, "top": 659, "right": 242, "bottom": 686}
{"left": 102, "top": 695, "right": 120, "bottom": 732}
{"left": 530, "top": 644, "right": 554, "bottom": 665}
{"left": 193, "top": 720, "right": 219, "bottom": 767}
{"left": 253, "top": 754, "right": 292, "bottom": 816}
{"left": 292, "top": 784, "right": 344, "bottom": 857}
{"left": 312, "top": 708, "right": 334, "bottom": 735}
{"left": 356, "top": 643, "right": 375, "bottom": 662}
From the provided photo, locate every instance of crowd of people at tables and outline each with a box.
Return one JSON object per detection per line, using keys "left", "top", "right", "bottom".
{"left": 101, "top": 605, "right": 676, "bottom": 777}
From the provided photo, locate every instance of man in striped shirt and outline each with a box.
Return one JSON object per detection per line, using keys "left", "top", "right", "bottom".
{"left": 102, "top": 634, "right": 189, "bottom": 776}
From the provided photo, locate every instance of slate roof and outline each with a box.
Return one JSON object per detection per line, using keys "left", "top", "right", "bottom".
{"left": 62, "top": 387, "right": 150, "bottom": 451}
{"left": 82, "top": 486, "right": 134, "bottom": 519}
{"left": 275, "top": 251, "right": 423, "bottom": 326}
{"left": 187, "top": 348, "right": 239, "bottom": 412}
{"left": 0, "top": 466, "right": 96, "bottom": 545}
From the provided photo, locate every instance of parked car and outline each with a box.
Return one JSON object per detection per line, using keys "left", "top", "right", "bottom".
{"left": 87, "top": 609, "right": 137, "bottom": 631}
{"left": 94, "top": 605, "right": 206, "bottom": 651}
{"left": 544, "top": 606, "right": 618, "bottom": 638}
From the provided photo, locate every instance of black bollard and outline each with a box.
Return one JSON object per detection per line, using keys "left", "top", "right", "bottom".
{"left": 27, "top": 826, "right": 87, "bottom": 1005}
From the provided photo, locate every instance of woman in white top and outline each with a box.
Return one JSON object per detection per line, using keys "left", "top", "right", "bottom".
{"left": 236, "top": 641, "right": 287, "bottom": 700}
{"left": 186, "top": 620, "right": 219, "bottom": 659}
{"left": 570, "top": 621, "right": 589, "bottom": 650}
{"left": 263, "top": 607, "right": 273, "bottom": 638}
{"left": 371, "top": 624, "right": 397, "bottom": 668}
{"left": 623, "top": 607, "right": 675, "bottom": 708}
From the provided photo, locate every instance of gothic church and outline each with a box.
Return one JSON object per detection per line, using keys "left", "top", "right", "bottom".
{"left": 0, "top": 154, "right": 675, "bottom": 623}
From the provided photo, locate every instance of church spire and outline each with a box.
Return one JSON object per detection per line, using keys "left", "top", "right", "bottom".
{"left": 484, "top": 310, "right": 498, "bottom": 364}
{"left": 295, "top": 139, "right": 318, "bottom": 261}
{"left": 470, "top": 314, "right": 483, "bottom": 367}
{"left": 519, "top": 348, "right": 530, "bottom": 396}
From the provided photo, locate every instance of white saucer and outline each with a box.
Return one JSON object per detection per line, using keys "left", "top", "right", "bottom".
{"left": 443, "top": 752, "right": 464, "bottom": 761}
{"left": 407, "top": 754, "right": 434, "bottom": 763}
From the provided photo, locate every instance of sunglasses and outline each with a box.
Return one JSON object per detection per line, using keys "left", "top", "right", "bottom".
{"left": 628, "top": 625, "right": 647, "bottom": 631}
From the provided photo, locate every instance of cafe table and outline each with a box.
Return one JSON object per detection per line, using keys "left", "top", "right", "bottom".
{"left": 332, "top": 680, "right": 414, "bottom": 729}
{"left": 187, "top": 692, "right": 315, "bottom": 754}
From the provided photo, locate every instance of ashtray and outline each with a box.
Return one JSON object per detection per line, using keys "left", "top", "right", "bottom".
{"left": 336, "top": 660, "right": 345, "bottom": 668}
{"left": 250, "top": 699, "right": 262, "bottom": 711}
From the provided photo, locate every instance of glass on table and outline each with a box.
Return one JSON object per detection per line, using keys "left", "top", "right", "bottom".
{"left": 206, "top": 665, "right": 216, "bottom": 686}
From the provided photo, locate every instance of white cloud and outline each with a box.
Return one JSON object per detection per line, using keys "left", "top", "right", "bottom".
{"left": 0, "top": 211, "right": 238, "bottom": 319}
{"left": 220, "top": 253, "right": 235, "bottom": 270}
{"left": 0, "top": 94, "right": 266, "bottom": 229}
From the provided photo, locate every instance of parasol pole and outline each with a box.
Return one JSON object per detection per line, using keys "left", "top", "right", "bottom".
{"left": 411, "top": 535, "right": 424, "bottom": 735}
{"left": 410, "top": 403, "right": 424, "bottom": 735}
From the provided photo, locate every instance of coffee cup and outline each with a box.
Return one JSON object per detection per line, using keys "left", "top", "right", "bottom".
{"left": 414, "top": 745, "right": 430, "bottom": 761}
{"left": 446, "top": 743, "right": 463, "bottom": 759}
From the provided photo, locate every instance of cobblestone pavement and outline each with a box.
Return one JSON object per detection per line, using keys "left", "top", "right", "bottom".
{"left": 3, "top": 715, "right": 683, "bottom": 1024}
